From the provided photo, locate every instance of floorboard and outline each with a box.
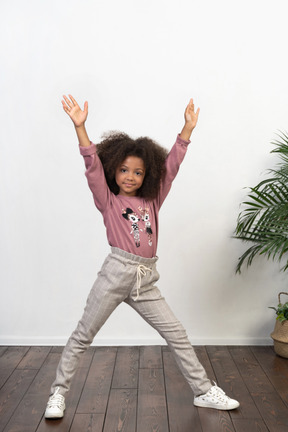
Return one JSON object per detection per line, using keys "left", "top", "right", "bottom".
{"left": 0, "top": 345, "right": 287, "bottom": 432}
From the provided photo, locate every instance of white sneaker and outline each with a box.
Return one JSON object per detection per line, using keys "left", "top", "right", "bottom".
{"left": 45, "top": 387, "right": 66, "bottom": 419}
{"left": 194, "top": 382, "right": 240, "bottom": 410}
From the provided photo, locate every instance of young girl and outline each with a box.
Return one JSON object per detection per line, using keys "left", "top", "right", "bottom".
{"left": 45, "top": 95, "right": 239, "bottom": 418}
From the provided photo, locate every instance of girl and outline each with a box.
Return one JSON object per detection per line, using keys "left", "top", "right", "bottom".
{"left": 45, "top": 95, "right": 239, "bottom": 418}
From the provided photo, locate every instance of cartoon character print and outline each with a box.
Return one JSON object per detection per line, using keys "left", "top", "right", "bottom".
{"left": 138, "top": 206, "right": 153, "bottom": 247}
{"left": 122, "top": 208, "right": 142, "bottom": 247}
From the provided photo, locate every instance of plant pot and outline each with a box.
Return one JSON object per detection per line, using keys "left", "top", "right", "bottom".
{"left": 271, "top": 320, "right": 288, "bottom": 358}
{"left": 270, "top": 292, "right": 288, "bottom": 358}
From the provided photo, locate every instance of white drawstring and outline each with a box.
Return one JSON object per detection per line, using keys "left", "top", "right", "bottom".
{"left": 135, "top": 264, "right": 152, "bottom": 301}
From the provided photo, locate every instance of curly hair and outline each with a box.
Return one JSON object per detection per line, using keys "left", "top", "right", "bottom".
{"left": 96, "top": 131, "right": 168, "bottom": 200}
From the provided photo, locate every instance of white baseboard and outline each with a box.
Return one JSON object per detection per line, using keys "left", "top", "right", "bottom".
{"left": 0, "top": 336, "right": 273, "bottom": 346}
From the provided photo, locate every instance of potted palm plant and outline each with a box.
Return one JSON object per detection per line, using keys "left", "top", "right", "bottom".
{"left": 234, "top": 131, "right": 288, "bottom": 357}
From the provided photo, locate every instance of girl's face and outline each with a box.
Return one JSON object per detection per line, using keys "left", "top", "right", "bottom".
{"left": 115, "top": 156, "right": 145, "bottom": 196}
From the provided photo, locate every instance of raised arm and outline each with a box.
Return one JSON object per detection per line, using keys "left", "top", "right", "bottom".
{"left": 62, "top": 94, "right": 90, "bottom": 147}
{"left": 179, "top": 98, "right": 200, "bottom": 141}
{"left": 156, "top": 98, "right": 200, "bottom": 207}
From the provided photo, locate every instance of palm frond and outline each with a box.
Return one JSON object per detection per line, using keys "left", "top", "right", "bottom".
{"left": 235, "top": 131, "right": 288, "bottom": 273}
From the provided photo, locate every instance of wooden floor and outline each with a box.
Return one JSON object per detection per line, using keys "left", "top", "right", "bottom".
{"left": 0, "top": 345, "right": 288, "bottom": 432}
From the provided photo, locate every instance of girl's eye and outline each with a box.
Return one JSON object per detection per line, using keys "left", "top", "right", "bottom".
{"left": 121, "top": 169, "right": 127, "bottom": 173}
{"left": 136, "top": 172, "right": 142, "bottom": 176}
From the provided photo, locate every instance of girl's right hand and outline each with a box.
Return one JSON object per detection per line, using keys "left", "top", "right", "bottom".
{"left": 62, "top": 94, "right": 88, "bottom": 127}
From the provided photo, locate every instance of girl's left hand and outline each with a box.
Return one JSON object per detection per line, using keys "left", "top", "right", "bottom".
{"left": 184, "top": 98, "right": 200, "bottom": 130}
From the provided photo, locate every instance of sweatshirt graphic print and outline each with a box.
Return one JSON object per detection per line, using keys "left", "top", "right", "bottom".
{"left": 122, "top": 206, "right": 153, "bottom": 248}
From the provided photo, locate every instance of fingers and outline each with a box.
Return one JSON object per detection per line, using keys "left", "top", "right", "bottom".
{"left": 61, "top": 99, "right": 70, "bottom": 113}
{"left": 186, "top": 98, "right": 200, "bottom": 116}
{"left": 62, "top": 96, "right": 71, "bottom": 113}
{"left": 62, "top": 94, "right": 78, "bottom": 113}
{"left": 83, "top": 101, "right": 88, "bottom": 114}
{"left": 68, "top": 94, "right": 78, "bottom": 106}
{"left": 188, "top": 98, "right": 196, "bottom": 111}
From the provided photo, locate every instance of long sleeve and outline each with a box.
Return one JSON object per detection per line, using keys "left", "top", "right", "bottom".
{"left": 157, "top": 134, "right": 190, "bottom": 208}
{"left": 79, "top": 143, "right": 112, "bottom": 213}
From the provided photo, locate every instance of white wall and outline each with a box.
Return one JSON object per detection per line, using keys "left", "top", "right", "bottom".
{"left": 1, "top": 0, "right": 288, "bottom": 346}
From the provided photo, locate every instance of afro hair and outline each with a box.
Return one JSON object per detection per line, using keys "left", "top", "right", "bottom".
{"left": 96, "top": 131, "right": 168, "bottom": 200}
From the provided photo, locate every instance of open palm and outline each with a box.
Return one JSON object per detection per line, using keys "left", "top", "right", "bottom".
{"left": 184, "top": 98, "right": 200, "bottom": 130}
{"left": 62, "top": 94, "right": 88, "bottom": 127}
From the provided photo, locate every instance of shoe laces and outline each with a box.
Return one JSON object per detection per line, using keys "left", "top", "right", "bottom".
{"left": 47, "top": 388, "right": 65, "bottom": 409}
{"left": 208, "top": 382, "right": 230, "bottom": 403}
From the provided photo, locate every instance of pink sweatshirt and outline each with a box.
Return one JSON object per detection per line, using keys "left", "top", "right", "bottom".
{"left": 80, "top": 134, "right": 190, "bottom": 258}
